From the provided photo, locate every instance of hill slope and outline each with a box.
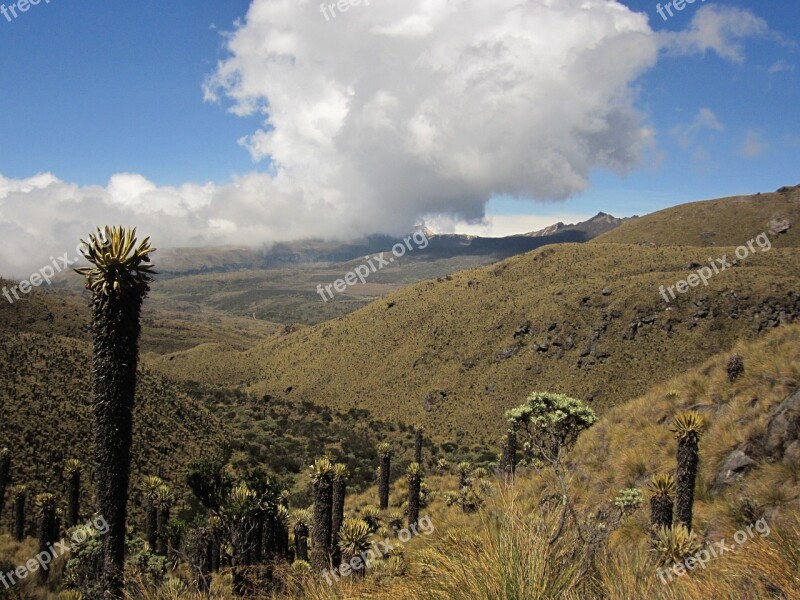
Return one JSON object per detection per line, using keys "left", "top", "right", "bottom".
{"left": 594, "top": 186, "right": 799, "bottom": 247}
{"left": 0, "top": 279, "right": 280, "bottom": 354}
{"left": 151, "top": 238, "right": 800, "bottom": 445}
{"left": 0, "top": 331, "right": 229, "bottom": 528}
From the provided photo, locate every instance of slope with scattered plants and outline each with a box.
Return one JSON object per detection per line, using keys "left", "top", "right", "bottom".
{"left": 151, "top": 239, "right": 800, "bottom": 445}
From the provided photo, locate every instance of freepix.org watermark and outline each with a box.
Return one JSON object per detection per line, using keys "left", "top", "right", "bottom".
{"left": 656, "top": 518, "right": 770, "bottom": 585}
{"left": 1, "top": 0, "right": 53, "bottom": 23}
{"left": 322, "top": 515, "right": 434, "bottom": 585}
{"left": 655, "top": 0, "right": 706, "bottom": 22}
{"left": 2, "top": 244, "right": 85, "bottom": 305}
{"left": 316, "top": 230, "right": 430, "bottom": 302}
{"left": 320, "top": 0, "right": 371, "bottom": 22}
{"left": 659, "top": 232, "right": 772, "bottom": 303}
{"left": 1, "top": 515, "right": 109, "bottom": 589}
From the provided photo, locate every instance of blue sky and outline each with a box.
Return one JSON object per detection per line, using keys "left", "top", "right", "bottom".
{"left": 0, "top": 0, "right": 256, "bottom": 185}
{"left": 0, "top": 0, "right": 798, "bottom": 257}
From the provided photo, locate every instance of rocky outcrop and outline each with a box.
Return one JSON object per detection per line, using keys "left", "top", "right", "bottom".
{"left": 769, "top": 217, "right": 791, "bottom": 235}
{"left": 762, "top": 389, "right": 800, "bottom": 462}
{"left": 714, "top": 450, "right": 757, "bottom": 488}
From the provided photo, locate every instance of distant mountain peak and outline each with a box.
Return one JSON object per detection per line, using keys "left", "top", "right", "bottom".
{"left": 521, "top": 212, "right": 632, "bottom": 238}
{"left": 414, "top": 225, "right": 436, "bottom": 239}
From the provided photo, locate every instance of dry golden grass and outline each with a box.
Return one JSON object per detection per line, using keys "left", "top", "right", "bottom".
{"left": 9, "top": 325, "right": 797, "bottom": 599}
{"left": 594, "top": 186, "right": 800, "bottom": 247}
{"left": 150, "top": 241, "right": 800, "bottom": 446}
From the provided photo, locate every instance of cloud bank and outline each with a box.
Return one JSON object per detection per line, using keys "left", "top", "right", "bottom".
{"left": 0, "top": 2, "right": 772, "bottom": 276}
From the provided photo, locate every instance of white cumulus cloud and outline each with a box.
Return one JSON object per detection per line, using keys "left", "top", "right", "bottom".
{"left": 8, "top": 1, "right": 777, "bottom": 277}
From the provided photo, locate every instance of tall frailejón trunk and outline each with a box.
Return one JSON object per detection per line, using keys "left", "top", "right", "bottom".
{"left": 407, "top": 463, "right": 421, "bottom": 529}
{"left": 65, "top": 460, "right": 83, "bottom": 528}
{"left": 378, "top": 444, "right": 391, "bottom": 511}
{"left": 414, "top": 428, "right": 423, "bottom": 464}
{"left": 671, "top": 412, "right": 705, "bottom": 532}
{"left": 506, "top": 428, "right": 517, "bottom": 480}
{"left": 331, "top": 465, "right": 348, "bottom": 566}
{"left": 12, "top": 486, "right": 26, "bottom": 541}
{"left": 675, "top": 434, "right": 700, "bottom": 530}
{"left": 36, "top": 494, "right": 57, "bottom": 583}
{"left": 0, "top": 449, "right": 10, "bottom": 518}
{"left": 310, "top": 458, "right": 333, "bottom": 572}
{"left": 295, "top": 521, "right": 309, "bottom": 562}
{"left": 77, "top": 226, "right": 155, "bottom": 599}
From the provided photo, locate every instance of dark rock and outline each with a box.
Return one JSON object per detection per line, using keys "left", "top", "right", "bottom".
{"left": 624, "top": 322, "right": 639, "bottom": 340}
{"left": 641, "top": 315, "right": 657, "bottom": 325}
{"left": 494, "top": 346, "right": 520, "bottom": 362}
{"left": 763, "top": 389, "right": 800, "bottom": 461}
{"left": 423, "top": 390, "right": 449, "bottom": 412}
{"left": 714, "top": 450, "right": 757, "bottom": 488}
{"left": 684, "top": 261, "right": 702, "bottom": 270}
{"left": 513, "top": 322, "right": 533, "bottom": 338}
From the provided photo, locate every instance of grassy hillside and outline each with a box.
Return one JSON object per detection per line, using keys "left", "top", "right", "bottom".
{"left": 151, "top": 239, "right": 800, "bottom": 445}
{"left": 594, "top": 185, "right": 799, "bottom": 247}
{"left": 0, "top": 331, "right": 480, "bottom": 524}
{"left": 0, "top": 278, "right": 280, "bottom": 354}
{"left": 246, "top": 324, "right": 798, "bottom": 599}
{"left": 0, "top": 331, "right": 228, "bottom": 530}
{"left": 178, "top": 382, "right": 495, "bottom": 507}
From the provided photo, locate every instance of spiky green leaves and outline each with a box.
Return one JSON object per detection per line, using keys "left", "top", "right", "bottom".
{"left": 332, "top": 463, "right": 350, "bottom": 482}
{"left": 291, "top": 560, "right": 311, "bottom": 575}
{"left": 649, "top": 473, "right": 676, "bottom": 530}
{"left": 407, "top": 462, "right": 422, "bottom": 479}
{"left": 35, "top": 493, "right": 56, "bottom": 512}
{"left": 64, "top": 459, "right": 83, "bottom": 477}
{"left": 292, "top": 509, "right": 312, "bottom": 530}
{"left": 142, "top": 475, "right": 164, "bottom": 496}
{"left": 226, "top": 483, "right": 257, "bottom": 515}
{"left": 153, "top": 484, "right": 173, "bottom": 509}
{"left": 378, "top": 443, "right": 392, "bottom": 458}
{"left": 337, "top": 518, "right": 372, "bottom": 557}
{"left": 648, "top": 474, "right": 676, "bottom": 498}
{"left": 670, "top": 412, "right": 706, "bottom": 440}
{"left": 651, "top": 524, "right": 701, "bottom": 566}
{"left": 387, "top": 510, "right": 404, "bottom": 530}
{"left": 76, "top": 226, "right": 156, "bottom": 297}
{"left": 360, "top": 506, "right": 381, "bottom": 533}
{"left": 309, "top": 457, "right": 334, "bottom": 482}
